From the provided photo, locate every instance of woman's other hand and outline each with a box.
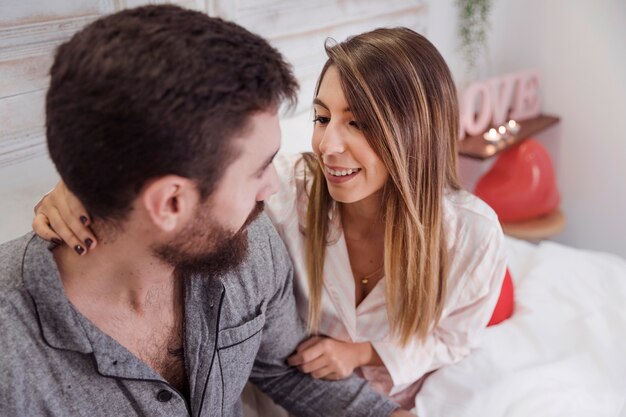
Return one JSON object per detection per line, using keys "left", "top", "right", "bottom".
{"left": 287, "top": 336, "right": 376, "bottom": 381}
{"left": 32, "top": 181, "right": 96, "bottom": 255}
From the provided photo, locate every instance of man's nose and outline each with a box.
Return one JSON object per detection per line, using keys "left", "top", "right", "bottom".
{"left": 257, "top": 164, "right": 279, "bottom": 201}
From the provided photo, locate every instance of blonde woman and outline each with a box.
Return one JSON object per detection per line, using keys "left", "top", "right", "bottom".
{"left": 33, "top": 28, "right": 511, "bottom": 412}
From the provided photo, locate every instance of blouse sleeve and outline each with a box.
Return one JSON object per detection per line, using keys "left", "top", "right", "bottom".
{"left": 371, "top": 221, "right": 507, "bottom": 393}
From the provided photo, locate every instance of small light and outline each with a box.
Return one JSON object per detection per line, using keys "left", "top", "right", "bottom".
{"left": 506, "top": 119, "right": 520, "bottom": 135}
{"left": 483, "top": 128, "right": 501, "bottom": 143}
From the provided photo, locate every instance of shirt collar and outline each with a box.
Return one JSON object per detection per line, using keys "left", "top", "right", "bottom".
{"left": 22, "top": 234, "right": 92, "bottom": 354}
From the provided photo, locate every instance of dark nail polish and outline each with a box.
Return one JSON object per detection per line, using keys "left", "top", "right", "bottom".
{"left": 51, "top": 238, "right": 62, "bottom": 245}
{"left": 80, "top": 216, "right": 88, "bottom": 225}
{"left": 85, "top": 238, "right": 93, "bottom": 248}
{"left": 75, "top": 245, "right": 85, "bottom": 255}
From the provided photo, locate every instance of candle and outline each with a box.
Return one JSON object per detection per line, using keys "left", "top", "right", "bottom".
{"left": 483, "top": 128, "right": 501, "bottom": 142}
{"left": 506, "top": 119, "right": 520, "bottom": 135}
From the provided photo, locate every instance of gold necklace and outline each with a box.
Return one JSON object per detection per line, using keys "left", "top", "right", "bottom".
{"left": 358, "top": 264, "right": 384, "bottom": 285}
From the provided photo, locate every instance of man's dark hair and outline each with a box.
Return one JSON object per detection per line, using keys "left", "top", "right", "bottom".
{"left": 46, "top": 5, "right": 297, "bottom": 222}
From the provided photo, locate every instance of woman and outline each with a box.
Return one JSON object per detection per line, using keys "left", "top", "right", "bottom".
{"left": 33, "top": 27, "right": 510, "bottom": 411}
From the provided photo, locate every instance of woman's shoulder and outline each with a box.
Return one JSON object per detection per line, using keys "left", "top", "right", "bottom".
{"left": 444, "top": 189, "right": 498, "bottom": 223}
{"left": 443, "top": 189, "right": 504, "bottom": 251}
{"left": 444, "top": 189, "right": 500, "bottom": 229}
{"left": 442, "top": 189, "right": 507, "bottom": 301}
{"left": 265, "top": 152, "right": 311, "bottom": 226}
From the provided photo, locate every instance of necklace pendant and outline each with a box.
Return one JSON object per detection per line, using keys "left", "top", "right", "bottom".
{"left": 361, "top": 278, "right": 369, "bottom": 285}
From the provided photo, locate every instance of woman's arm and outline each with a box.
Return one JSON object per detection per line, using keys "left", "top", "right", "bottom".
{"left": 371, "top": 226, "right": 507, "bottom": 390}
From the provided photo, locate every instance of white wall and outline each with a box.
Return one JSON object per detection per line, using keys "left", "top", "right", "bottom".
{"left": 490, "top": 1, "right": 626, "bottom": 257}
{"left": 426, "top": 0, "right": 626, "bottom": 258}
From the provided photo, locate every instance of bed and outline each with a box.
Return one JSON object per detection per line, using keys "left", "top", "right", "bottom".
{"left": 413, "top": 236, "right": 626, "bottom": 417}
{"left": 244, "top": 236, "right": 626, "bottom": 417}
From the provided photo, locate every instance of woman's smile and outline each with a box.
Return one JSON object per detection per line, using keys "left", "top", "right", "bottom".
{"left": 324, "top": 165, "right": 362, "bottom": 184}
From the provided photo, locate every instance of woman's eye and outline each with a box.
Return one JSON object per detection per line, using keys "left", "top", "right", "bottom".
{"left": 313, "top": 116, "right": 330, "bottom": 125}
{"left": 348, "top": 120, "right": 361, "bottom": 129}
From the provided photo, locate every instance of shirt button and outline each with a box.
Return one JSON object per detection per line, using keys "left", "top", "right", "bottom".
{"left": 157, "top": 389, "right": 173, "bottom": 402}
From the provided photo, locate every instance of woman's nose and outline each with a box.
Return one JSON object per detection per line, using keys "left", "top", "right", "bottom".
{"left": 318, "top": 125, "right": 346, "bottom": 155}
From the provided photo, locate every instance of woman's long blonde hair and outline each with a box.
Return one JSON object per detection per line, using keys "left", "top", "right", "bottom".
{"left": 304, "top": 27, "right": 462, "bottom": 345}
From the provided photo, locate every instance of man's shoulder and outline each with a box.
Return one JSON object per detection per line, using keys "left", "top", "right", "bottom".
{"left": 246, "top": 211, "right": 282, "bottom": 241}
{"left": 245, "top": 212, "right": 292, "bottom": 275}
{"left": 218, "top": 213, "right": 293, "bottom": 317}
{"left": 0, "top": 235, "right": 41, "bottom": 374}
{"left": 0, "top": 232, "right": 37, "bottom": 289}
{"left": 0, "top": 233, "right": 42, "bottom": 343}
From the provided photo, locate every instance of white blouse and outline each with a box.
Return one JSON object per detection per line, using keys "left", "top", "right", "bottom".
{"left": 265, "top": 153, "right": 507, "bottom": 409}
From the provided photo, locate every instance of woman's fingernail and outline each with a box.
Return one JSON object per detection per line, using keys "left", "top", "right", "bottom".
{"left": 51, "top": 238, "right": 62, "bottom": 245}
{"left": 85, "top": 238, "right": 93, "bottom": 248}
{"left": 75, "top": 245, "right": 85, "bottom": 255}
{"left": 80, "top": 215, "right": 88, "bottom": 225}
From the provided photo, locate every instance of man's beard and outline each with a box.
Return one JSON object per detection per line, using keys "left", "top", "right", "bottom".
{"left": 152, "top": 201, "right": 264, "bottom": 278}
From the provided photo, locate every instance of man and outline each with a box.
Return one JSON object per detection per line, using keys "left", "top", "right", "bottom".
{"left": 0, "top": 5, "right": 411, "bottom": 417}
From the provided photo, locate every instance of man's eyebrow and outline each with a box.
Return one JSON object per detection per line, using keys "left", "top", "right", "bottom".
{"left": 257, "top": 148, "right": 279, "bottom": 174}
{"left": 312, "top": 97, "right": 351, "bottom": 113}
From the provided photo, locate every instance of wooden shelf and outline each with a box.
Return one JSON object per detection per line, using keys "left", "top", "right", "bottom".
{"left": 458, "top": 114, "right": 560, "bottom": 160}
{"left": 501, "top": 208, "right": 566, "bottom": 242}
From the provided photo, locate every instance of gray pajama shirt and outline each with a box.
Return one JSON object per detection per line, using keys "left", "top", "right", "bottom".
{"left": 0, "top": 214, "right": 398, "bottom": 417}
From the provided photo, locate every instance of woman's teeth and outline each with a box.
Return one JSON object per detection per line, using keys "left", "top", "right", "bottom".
{"left": 326, "top": 167, "right": 361, "bottom": 177}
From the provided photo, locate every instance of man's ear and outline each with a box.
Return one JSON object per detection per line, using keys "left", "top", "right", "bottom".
{"left": 141, "top": 176, "right": 199, "bottom": 232}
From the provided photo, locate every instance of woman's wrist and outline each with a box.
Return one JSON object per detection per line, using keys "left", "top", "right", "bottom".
{"left": 354, "top": 342, "right": 382, "bottom": 367}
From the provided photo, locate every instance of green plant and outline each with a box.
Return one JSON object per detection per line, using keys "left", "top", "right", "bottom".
{"left": 456, "top": 0, "right": 493, "bottom": 75}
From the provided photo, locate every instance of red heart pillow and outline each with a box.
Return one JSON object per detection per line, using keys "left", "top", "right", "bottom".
{"left": 475, "top": 139, "right": 560, "bottom": 222}
{"left": 487, "top": 268, "right": 514, "bottom": 326}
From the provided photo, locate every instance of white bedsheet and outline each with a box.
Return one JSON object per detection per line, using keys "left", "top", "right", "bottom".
{"left": 415, "top": 237, "right": 626, "bottom": 417}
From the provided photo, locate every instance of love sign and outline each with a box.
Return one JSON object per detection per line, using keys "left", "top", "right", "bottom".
{"left": 460, "top": 70, "right": 541, "bottom": 139}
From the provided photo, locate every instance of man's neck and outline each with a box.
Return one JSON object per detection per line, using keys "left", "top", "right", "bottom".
{"left": 52, "top": 237, "right": 177, "bottom": 315}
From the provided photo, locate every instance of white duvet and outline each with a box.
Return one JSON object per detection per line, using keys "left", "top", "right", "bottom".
{"left": 415, "top": 237, "right": 626, "bottom": 417}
